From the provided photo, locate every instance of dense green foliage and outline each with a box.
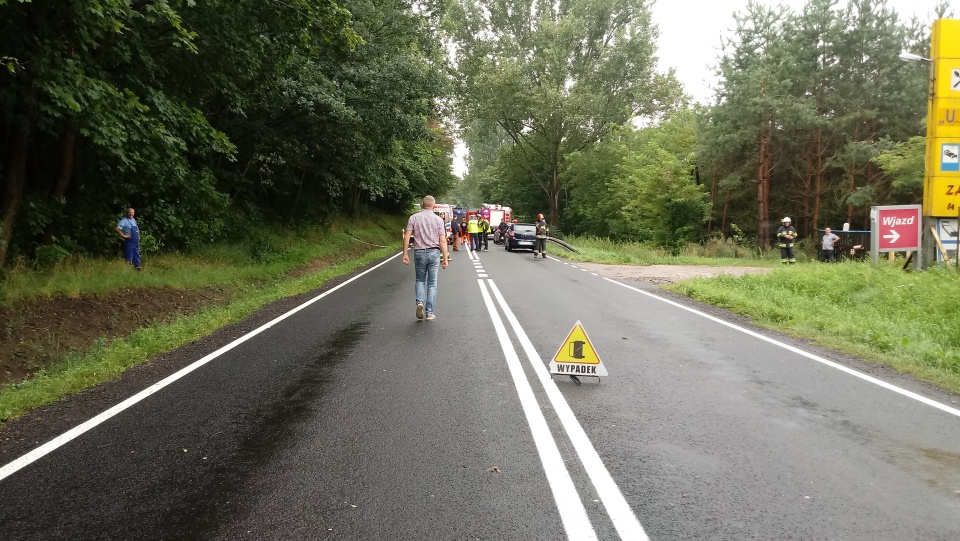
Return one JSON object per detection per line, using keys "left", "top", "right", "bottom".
{"left": 0, "top": 0, "right": 454, "bottom": 268}
{"left": 564, "top": 109, "right": 709, "bottom": 249}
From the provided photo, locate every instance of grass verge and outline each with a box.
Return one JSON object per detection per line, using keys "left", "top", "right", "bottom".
{"left": 561, "top": 236, "right": 779, "bottom": 267}
{"left": 0, "top": 215, "right": 404, "bottom": 424}
{"left": 666, "top": 263, "right": 960, "bottom": 394}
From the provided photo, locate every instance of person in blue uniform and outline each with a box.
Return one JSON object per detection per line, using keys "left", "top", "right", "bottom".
{"left": 115, "top": 207, "right": 141, "bottom": 271}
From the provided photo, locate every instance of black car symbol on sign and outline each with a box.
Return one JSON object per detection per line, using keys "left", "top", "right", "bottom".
{"left": 945, "top": 149, "right": 958, "bottom": 159}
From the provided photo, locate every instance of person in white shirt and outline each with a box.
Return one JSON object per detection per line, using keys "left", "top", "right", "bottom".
{"left": 821, "top": 227, "right": 840, "bottom": 263}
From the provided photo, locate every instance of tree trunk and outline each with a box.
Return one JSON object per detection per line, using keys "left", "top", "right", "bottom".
{"left": 803, "top": 137, "right": 813, "bottom": 238}
{"left": 547, "top": 157, "right": 560, "bottom": 226}
{"left": 846, "top": 124, "right": 859, "bottom": 225}
{"left": 813, "top": 127, "right": 822, "bottom": 234}
{"left": 548, "top": 186, "right": 560, "bottom": 226}
{"left": 0, "top": 126, "right": 30, "bottom": 267}
{"left": 42, "top": 127, "right": 78, "bottom": 245}
{"left": 756, "top": 80, "right": 771, "bottom": 251}
{"left": 758, "top": 124, "right": 771, "bottom": 251}
{"left": 708, "top": 169, "right": 717, "bottom": 233}
{"left": 764, "top": 130, "right": 772, "bottom": 247}
{"left": 721, "top": 191, "right": 730, "bottom": 237}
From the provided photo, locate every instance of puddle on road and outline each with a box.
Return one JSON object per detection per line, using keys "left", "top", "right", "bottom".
{"left": 917, "top": 447, "right": 960, "bottom": 497}
{"left": 159, "top": 321, "right": 369, "bottom": 538}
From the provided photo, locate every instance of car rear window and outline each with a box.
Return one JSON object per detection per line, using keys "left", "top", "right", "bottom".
{"left": 514, "top": 225, "right": 535, "bottom": 234}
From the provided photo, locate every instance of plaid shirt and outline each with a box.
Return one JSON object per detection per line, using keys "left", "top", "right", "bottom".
{"left": 406, "top": 209, "right": 445, "bottom": 250}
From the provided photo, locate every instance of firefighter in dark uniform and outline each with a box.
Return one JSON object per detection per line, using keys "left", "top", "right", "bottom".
{"left": 777, "top": 216, "right": 798, "bottom": 264}
{"left": 534, "top": 213, "right": 548, "bottom": 258}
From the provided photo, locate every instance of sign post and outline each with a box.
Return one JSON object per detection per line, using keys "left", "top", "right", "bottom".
{"left": 922, "top": 20, "right": 960, "bottom": 268}
{"left": 870, "top": 205, "right": 922, "bottom": 269}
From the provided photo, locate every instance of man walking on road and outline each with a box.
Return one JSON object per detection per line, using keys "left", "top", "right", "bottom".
{"left": 402, "top": 196, "right": 449, "bottom": 321}
{"left": 534, "top": 213, "right": 549, "bottom": 259}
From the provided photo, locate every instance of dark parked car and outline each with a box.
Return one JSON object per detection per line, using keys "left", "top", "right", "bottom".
{"left": 505, "top": 223, "right": 537, "bottom": 252}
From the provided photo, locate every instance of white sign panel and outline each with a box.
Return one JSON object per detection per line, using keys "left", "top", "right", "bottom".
{"left": 937, "top": 219, "right": 958, "bottom": 262}
{"left": 942, "top": 144, "right": 960, "bottom": 172}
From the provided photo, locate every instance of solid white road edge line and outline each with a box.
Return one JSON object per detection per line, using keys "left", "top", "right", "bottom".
{"left": 0, "top": 253, "right": 403, "bottom": 483}
{"left": 604, "top": 277, "right": 960, "bottom": 419}
{"left": 487, "top": 281, "right": 650, "bottom": 541}
{"left": 476, "top": 279, "right": 598, "bottom": 541}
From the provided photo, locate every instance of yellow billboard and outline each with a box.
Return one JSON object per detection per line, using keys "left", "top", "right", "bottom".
{"left": 926, "top": 19, "right": 960, "bottom": 217}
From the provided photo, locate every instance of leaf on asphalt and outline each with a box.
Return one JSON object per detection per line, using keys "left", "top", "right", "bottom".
{"left": 488, "top": 466, "right": 501, "bottom": 473}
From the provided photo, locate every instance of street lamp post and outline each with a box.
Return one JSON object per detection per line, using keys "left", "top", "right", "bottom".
{"left": 898, "top": 49, "right": 937, "bottom": 269}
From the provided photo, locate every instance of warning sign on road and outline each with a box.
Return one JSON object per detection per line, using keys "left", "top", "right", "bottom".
{"left": 549, "top": 321, "right": 608, "bottom": 377}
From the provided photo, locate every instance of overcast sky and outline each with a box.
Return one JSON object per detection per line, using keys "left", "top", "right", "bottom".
{"left": 452, "top": 0, "right": 954, "bottom": 177}
{"left": 652, "top": 0, "right": 951, "bottom": 104}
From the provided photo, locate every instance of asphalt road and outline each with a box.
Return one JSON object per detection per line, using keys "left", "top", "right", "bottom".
{"left": 1, "top": 242, "right": 959, "bottom": 540}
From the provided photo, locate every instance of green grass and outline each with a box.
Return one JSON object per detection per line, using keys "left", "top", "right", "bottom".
{"left": 667, "top": 263, "right": 960, "bottom": 393}
{"left": 561, "top": 236, "right": 780, "bottom": 267}
{"left": 0, "top": 215, "right": 404, "bottom": 303}
{"left": 0, "top": 215, "right": 405, "bottom": 423}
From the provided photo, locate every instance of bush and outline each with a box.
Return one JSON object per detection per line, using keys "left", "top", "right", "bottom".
{"left": 34, "top": 243, "right": 71, "bottom": 269}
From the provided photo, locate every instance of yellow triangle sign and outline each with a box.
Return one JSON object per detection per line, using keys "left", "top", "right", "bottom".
{"left": 549, "top": 321, "right": 608, "bottom": 377}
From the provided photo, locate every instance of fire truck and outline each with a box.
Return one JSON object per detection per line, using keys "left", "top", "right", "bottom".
{"left": 466, "top": 204, "right": 512, "bottom": 241}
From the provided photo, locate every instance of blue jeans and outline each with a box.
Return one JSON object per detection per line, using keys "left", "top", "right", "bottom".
{"left": 123, "top": 234, "right": 141, "bottom": 270}
{"left": 414, "top": 249, "right": 441, "bottom": 315}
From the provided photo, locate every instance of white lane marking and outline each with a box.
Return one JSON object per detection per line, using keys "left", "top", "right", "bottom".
{"left": 478, "top": 274, "right": 488, "bottom": 278}
{"left": 604, "top": 277, "right": 960, "bottom": 419}
{"left": 487, "top": 281, "right": 650, "bottom": 540}
{"left": 476, "top": 280, "right": 598, "bottom": 540}
{"left": 580, "top": 268, "right": 589, "bottom": 272}
{"left": 0, "top": 254, "right": 403, "bottom": 483}
{"left": 591, "top": 273, "right": 599, "bottom": 276}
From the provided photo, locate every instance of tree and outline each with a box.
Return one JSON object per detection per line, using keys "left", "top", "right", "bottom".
{"left": 0, "top": 0, "right": 454, "bottom": 266}
{"left": 564, "top": 108, "right": 709, "bottom": 247}
{"left": 447, "top": 0, "right": 679, "bottom": 225}
{"left": 699, "top": 0, "right": 928, "bottom": 247}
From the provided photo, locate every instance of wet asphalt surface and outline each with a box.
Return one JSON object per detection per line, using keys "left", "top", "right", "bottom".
{"left": 1, "top": 244, "right": 959, "bottom": 540}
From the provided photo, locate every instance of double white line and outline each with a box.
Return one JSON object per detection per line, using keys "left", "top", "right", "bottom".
{"left": 467, "top": 250, "right": 649, "bottom": 541}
